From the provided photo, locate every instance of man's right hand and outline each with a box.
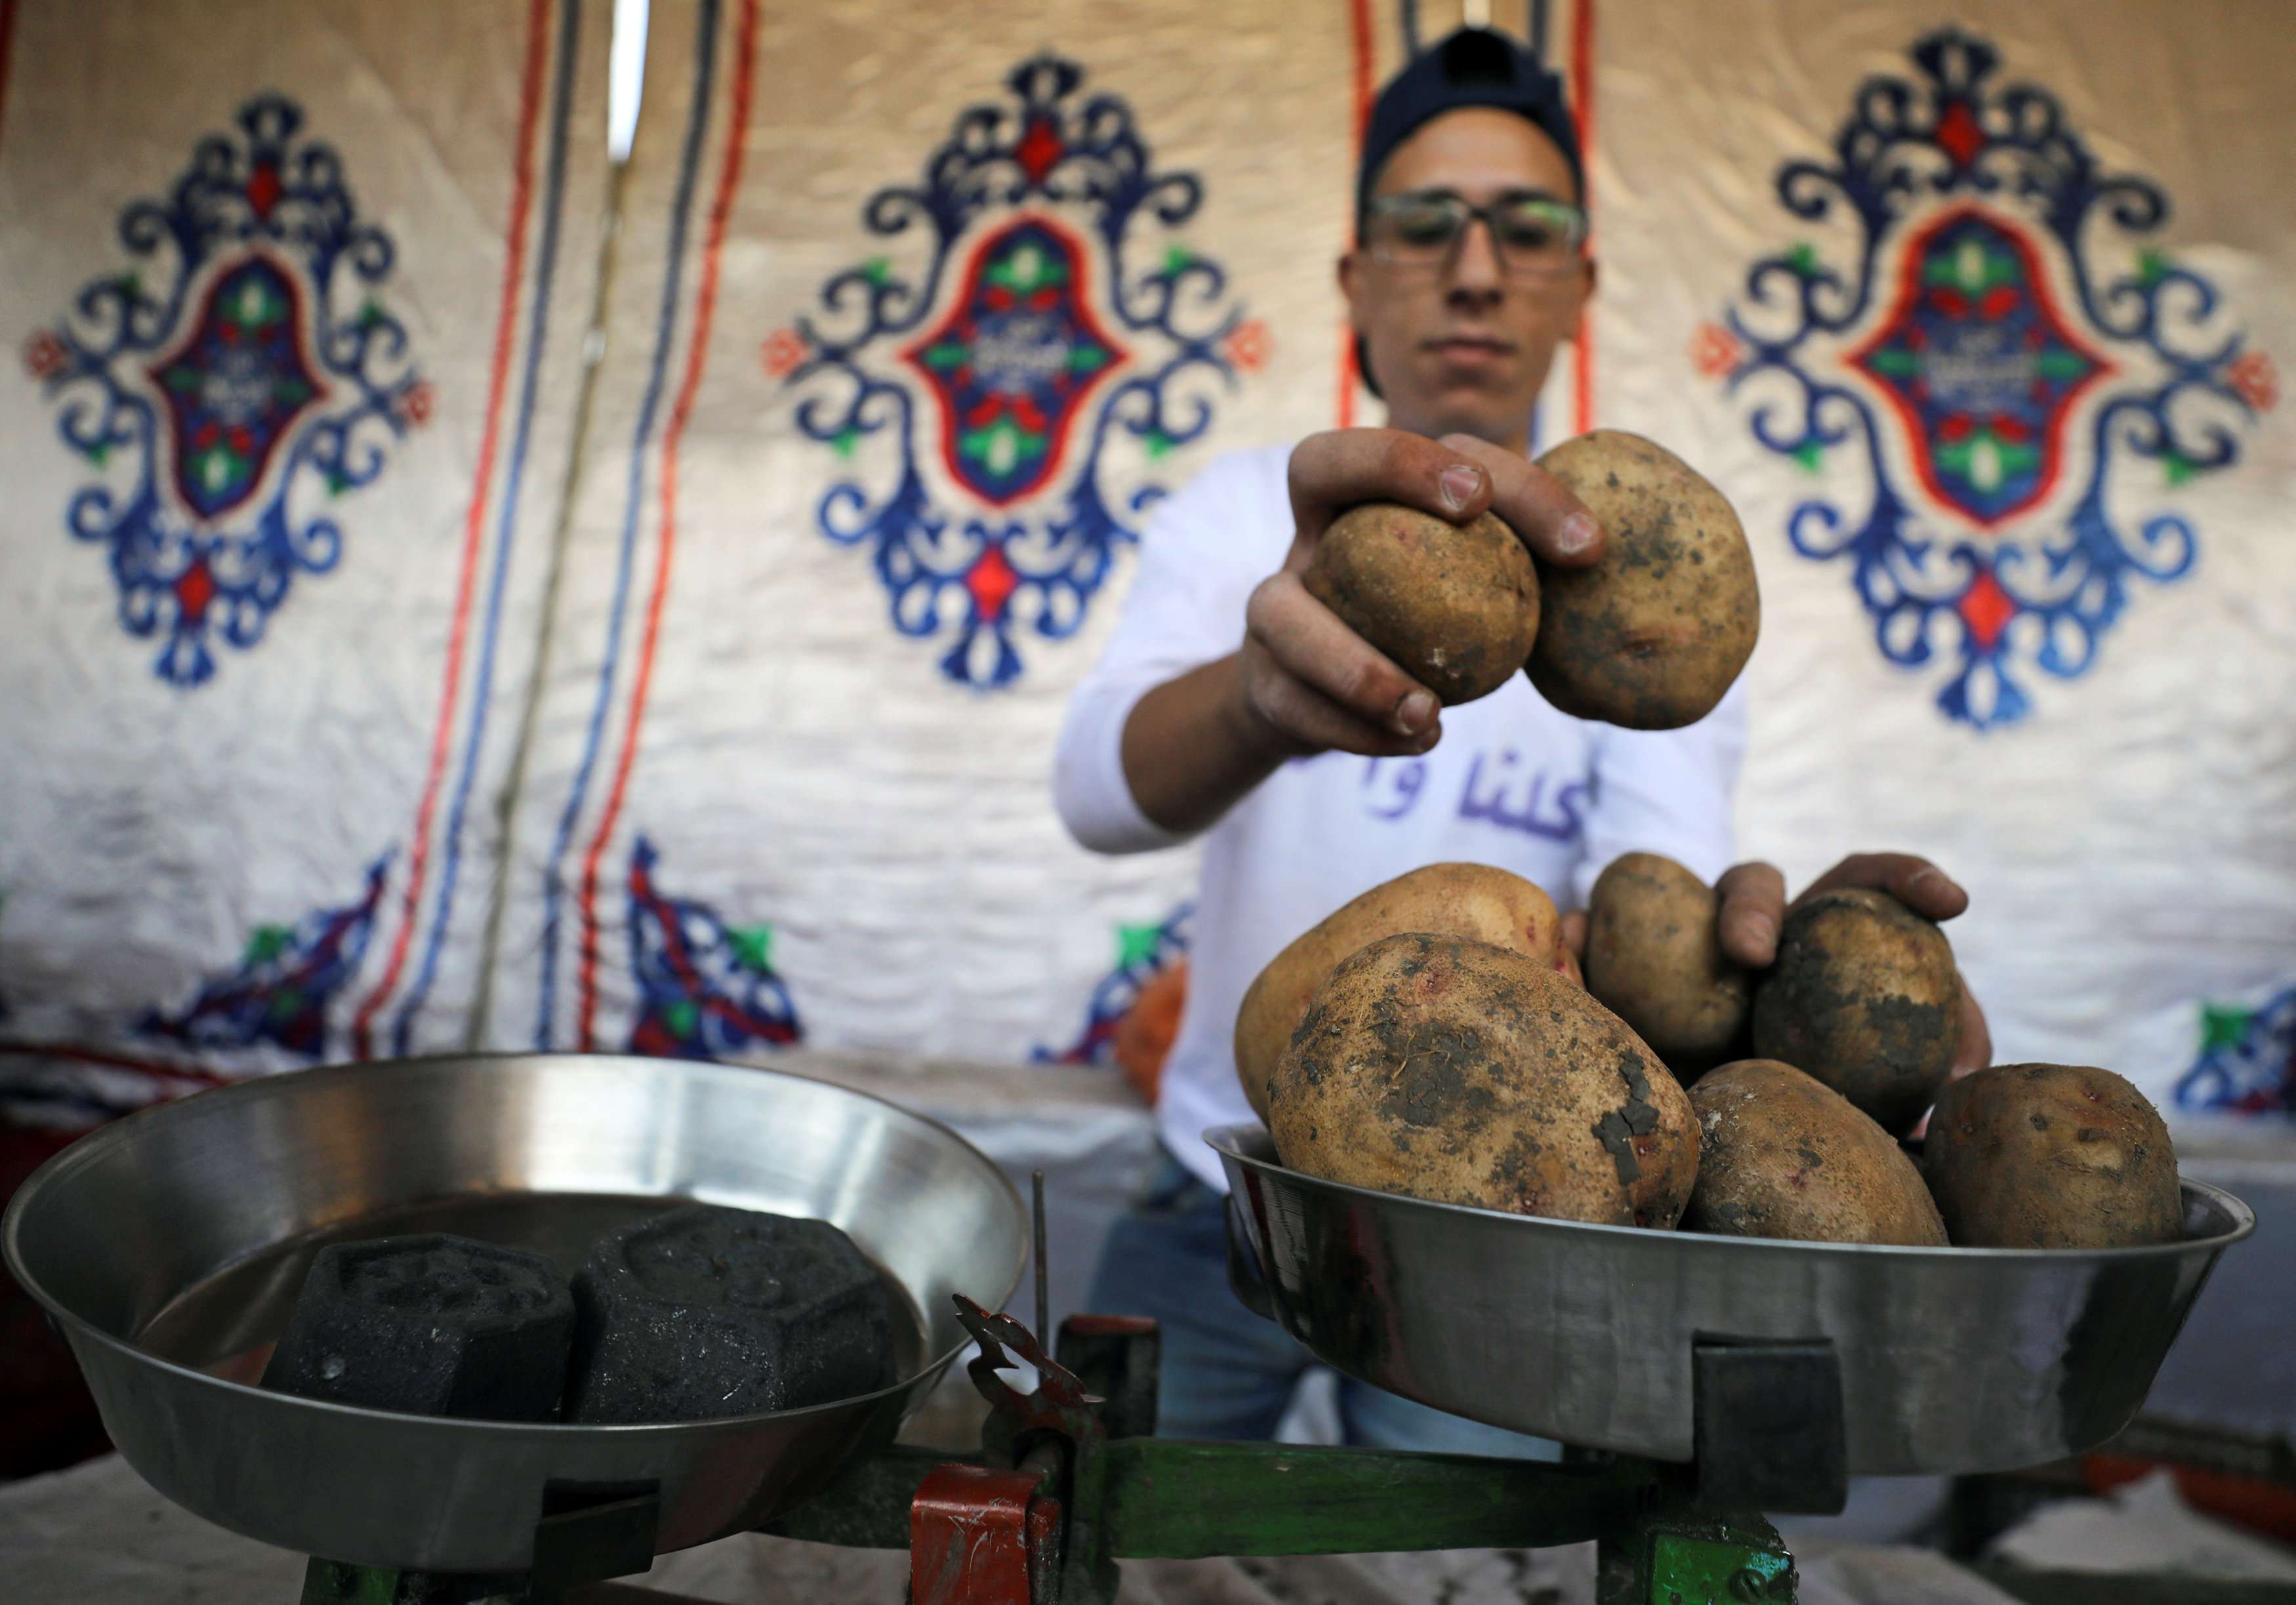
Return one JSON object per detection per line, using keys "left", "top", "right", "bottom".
{"left": 1121, "top": 428, "right": 1604, "bottom": 835}
{"left": 1229, "top": 428, "right": 1606, "bottom": 761}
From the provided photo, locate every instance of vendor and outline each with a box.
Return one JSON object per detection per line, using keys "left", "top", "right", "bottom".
{"left": 1053, "top": 28, "right": 1988, "bottom": 1452}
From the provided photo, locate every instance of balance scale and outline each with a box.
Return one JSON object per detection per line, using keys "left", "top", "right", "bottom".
{"left": 0, "top": 1055, "right": 2253, "bottom": 1604}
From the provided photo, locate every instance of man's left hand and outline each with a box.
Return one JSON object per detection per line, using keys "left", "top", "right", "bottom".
{"left": 1713, "top": 852, "right": 1991, "bottom": 1080}
{"left": 1558, "top": 851, "right": 1992, "bottom": 1081}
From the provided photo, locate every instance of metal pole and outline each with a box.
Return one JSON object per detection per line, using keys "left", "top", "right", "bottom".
{"left": 1032, "top": 1169, "right": 1049, "bottom": 1343}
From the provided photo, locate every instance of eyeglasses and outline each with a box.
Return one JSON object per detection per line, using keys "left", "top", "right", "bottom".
{"left": 1362, "top": 190, "right": 1589, "bottom": 277}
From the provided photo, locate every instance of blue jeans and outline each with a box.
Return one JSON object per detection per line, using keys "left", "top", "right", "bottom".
{"left": 1086, "top": 1150, "right": 1560, "bottom": 1457}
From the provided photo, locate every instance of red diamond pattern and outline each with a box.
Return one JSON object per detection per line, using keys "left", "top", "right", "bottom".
{"left": 175, "top": 560, "right": 216, "bottom": 625}
{"left": 965, "top": 545, "right": 1020, "bottom": 621}
{"left": 1957, "top": 568, "right": 2017, "bottom": 652}
{"left": 1936, "top": 101, "right": 1984, "bottom": 168}
{"left": 247, "top": 163, "right": 283, "bottom": 220}
{"left": 1016, "top": 118, "right": 1063, "bottom": 186}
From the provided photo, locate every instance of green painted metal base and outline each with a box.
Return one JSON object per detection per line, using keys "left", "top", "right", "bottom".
{"left": 298, "top": 1558, "right": 520, "bottom": 1605}
{"left": 1595, "top": 1496, "right": 1795, "bottom": 1605}
{"left": 768, "top": 1437, "right": 1794, "bottom": 1605}
{"left": 308, "top": 1445, "right": 1796, "bottom": 1605}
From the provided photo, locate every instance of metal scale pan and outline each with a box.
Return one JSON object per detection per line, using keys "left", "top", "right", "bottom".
{"left": 1211, "top": 1122, "right": 2253, "bottom": 1478}
{"left": 1, "top": 1053, "right": 1029, "bottom": 1574}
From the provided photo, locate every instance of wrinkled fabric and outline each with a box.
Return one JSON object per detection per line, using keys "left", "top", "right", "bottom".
{"left": 0, "top": 0, "right": 611, "bottom": 1118}
{"left": 1, "top": 0, "right": 2289, "bottom": 1114}
{"left": 1592, "top": 0, "right": 2296, "bottom": 1111}
{"left": 488, "top": 0, "right": 1405, "bottom": 1065}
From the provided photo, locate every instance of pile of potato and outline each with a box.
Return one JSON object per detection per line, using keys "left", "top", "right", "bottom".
{"left": 1261, "top": 432, "right": 2183, "bottom": 1250}
{"left": 1304, "top": 430, "right": 1760, "bottom": 731}
{"left": 1245, "top": 857, "right": 2186, "bottom": 1251}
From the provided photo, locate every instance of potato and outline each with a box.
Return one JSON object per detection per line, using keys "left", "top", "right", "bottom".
{"left": 1302, "top": 502, "right": 1540, "bottom": 706}
{"left": 1925, "top": 1064, "right": 2183, "bottom": 1248}
{"left": 1235, "top": 863, "right": 1561, "bottom": 1124}
{"left": 1528, "top": 430, "right": 1758, "bottom": 729}
{"left": 1269, "top": 933, "right": 1698, "bottom": 1228}
{"left": 1750, "top": 887, "right": 1961, "bottom": 1135}
{"left": 1685, "top": 1060, "right": 1946, "bottom": 1246}
{"left": 1583, "top": 852, "right": 1750, "bottom": 1074}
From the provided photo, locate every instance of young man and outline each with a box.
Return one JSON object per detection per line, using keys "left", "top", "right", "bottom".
{"left": 1054, "top": 29, "right": 1986, "bottom": 1452}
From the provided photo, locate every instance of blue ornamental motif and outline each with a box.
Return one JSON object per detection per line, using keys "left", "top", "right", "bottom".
{"left": 1847, "top": 209, "right": 2110, "bottom": 528}
{"left": 1035, "top": 902, "right": 1192, "bottom": 1067}
{"left": 2175, "top": 988, "right": 2296, "bottom": 1118}
{"left": 903, "top": 216, "right": 1126, "bottom": 508}
{"left": 625, "top": 836, "right": 802, "bottom": 1061}
{"left": 22, "top": 94, "right": 428, "bottom": 687}
{"left": 148, "top": 256, "right": 330, "bottom": 521}
{"left": 1701, "top": 29, "right": 2276, "bottom": 728}
{"left": 769, "top": 55, "right": 1267, "bottom": 689}
{"left": 142, "top": 855, "right": 390, "bottom": 1060}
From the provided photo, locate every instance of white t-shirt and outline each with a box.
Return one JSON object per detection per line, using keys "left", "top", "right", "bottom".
{"left": 1054, "top": 442, "right": 1747, "bottom": 1189}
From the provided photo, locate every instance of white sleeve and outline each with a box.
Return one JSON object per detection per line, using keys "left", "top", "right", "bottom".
{"left": 1570, "top": 678, "right": 1750, "bottom": 906}
{"left": 1053, "top": 455, "right": 1264, "bottom": 855}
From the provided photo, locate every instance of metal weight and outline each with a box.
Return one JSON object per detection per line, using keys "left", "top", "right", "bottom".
{"left": 1693, "top": 1339, "right": 1848, "bottom": 1514}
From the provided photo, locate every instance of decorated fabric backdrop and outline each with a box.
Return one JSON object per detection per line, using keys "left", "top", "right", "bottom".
{"left": 0, "top": 0, "right": 611, "bottom": 1120}
{"left": 1, "top": 0, "right": 2287, "bottom": 1125}
{"left": 489, "top": 0, "right": 1525, "bottom": 1063}
{"left": 1589, "top": 0, "right": 2292, "bottom": 1109}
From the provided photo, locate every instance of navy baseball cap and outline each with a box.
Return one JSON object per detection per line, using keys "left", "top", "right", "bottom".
{"left": 1357, "top": 26, "right": 1584, "bottom": 219}
{"left": 1353, "top": 28, "right": 1584, "bottom": 400}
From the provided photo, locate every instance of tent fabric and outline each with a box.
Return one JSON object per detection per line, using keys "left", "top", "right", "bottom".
{"left": 0, "top": 0, "right": 2287, "bottom": 1124}
{"left": 0, "top": 0, "right": 614, "bottom": 1122}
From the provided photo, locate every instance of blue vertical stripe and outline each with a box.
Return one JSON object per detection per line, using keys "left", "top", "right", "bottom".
{"left": 390, "top": 0, "right": 585, "bottom": 1055}
{"left": 535, "top": 0, "right": 722, "bottom": 1048}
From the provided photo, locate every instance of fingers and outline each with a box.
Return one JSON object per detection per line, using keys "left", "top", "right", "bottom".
{"left": 1245, "top": 572, "right": 1441, "bottom": 744}
{"left": 1239, "top": 575, "right": 1441, "bottom": 756}
{"left": 1440, "top": 434, "right": 1604, "bottom": 568}
{"left": 1555, "top": 942, "right": 1584, "bottom": 987}
{"left": 1714, "top": 861, "right": 1788, "bottom": 967}
{"left": 1242, "top": 659, "right": 1438, "bottom": 758}
{"left": 1795, "top": 852, "right": 1969, "bottom": 922}
{"left": 1285, "top": 429, "right": 1496, "bottom": 556}
{"left": 1950, "top": 981, "right": 1992, "bottom": 1080}
{"left": 1912, "top": 986, "right": 1994, "bottom": 1139}
{"left": 1560, "top": 909, "right": 1588, "bottom": 960}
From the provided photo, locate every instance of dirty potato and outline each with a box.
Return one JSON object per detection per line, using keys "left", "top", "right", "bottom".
{"left": 1235, "top": 863, "right": 1562, "bottom": 1124}
{"left": 1268, "top": 933, "right": 1698, "bottom": 1229}
{"left": 1584, "top": 851, "right": 1751, "bottom": 1074}
{"left": 1302, "top": 502, "right": 1541, "bottom": 706}
{"left": 1685, "top": 1059, "right": 1946, "bottom": 1246}
{"left": 1528, "top": 430, "right": 1758, "bottom": 729}
{"left": 1750, "top": 888, "right": 1962, "bottom": 1135}
{"left": 1925, "top": 1063, "right": 2183, "bottom": 1248}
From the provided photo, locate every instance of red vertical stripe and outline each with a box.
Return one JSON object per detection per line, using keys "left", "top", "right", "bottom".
{"left": 572, "top": 0, "right": 760, "bottom": 1051}
{"left": 351, "top": 0, "right": 554, "bottom": 1057}
{"left": 1570, "top": 0, "right": 1597, "bottom": 436}
{"left": 1340, "top": 0, "right": 1376, "bottom": 428}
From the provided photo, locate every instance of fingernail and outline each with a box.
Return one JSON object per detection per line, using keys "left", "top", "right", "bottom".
{"left": 1439, "top": 464, "right": 1485, "bottom": 514}
{"left": 1744, "top": 912, "right": 1778, "bottom": 950}
{"left": 1395, "top": 690, "right": 1439, "bottom": 735}
{"left": 1557, "top": 511, "right": 1598, "bottom": 556}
